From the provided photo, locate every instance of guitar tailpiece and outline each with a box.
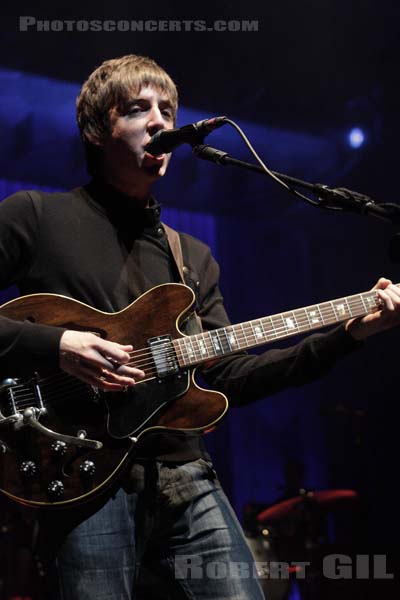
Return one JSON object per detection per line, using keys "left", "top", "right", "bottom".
{"left": 21, "top": 406, "right": 103, "bottom": 450}
{"left": 0, "top": 412, "right": 23, "bottom": 427}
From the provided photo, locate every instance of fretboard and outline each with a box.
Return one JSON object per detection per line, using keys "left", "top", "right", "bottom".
{"left": 173, "top": 287, "right": 388, "bottom": 367}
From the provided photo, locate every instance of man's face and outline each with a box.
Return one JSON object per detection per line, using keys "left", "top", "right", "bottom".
{"left": 101, "top": 86, "right": 175, "bottom": 186}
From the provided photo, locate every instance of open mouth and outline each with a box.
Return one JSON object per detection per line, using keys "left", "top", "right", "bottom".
{"left": 144, "top": 150, "right": 166, "bottom": 161}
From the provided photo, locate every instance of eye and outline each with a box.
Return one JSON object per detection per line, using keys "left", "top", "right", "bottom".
{"left": 128, "top": 106, "right": 142, "bottom": 115}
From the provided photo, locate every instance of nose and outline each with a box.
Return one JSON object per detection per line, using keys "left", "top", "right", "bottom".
{"left": 147, "top": 105, "right": 166, "bottom": 134}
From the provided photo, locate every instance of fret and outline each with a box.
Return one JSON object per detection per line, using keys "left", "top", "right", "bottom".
{"left": 321, "top": 301, "right": 336, "bottom": 325}
{"left": 349, "top": 295, "right": 362, "bottom": 315}
{"left": 294, "top": 309, "right": 305, "bottom": 331}
{"left": 282, "top": 311, "right": 298, "bottom": 334}
{"left": 271, "top": 315, "right": 286, "bottom": 339}
{"left": 303, "top": 307, "right": 313, "bottom": 329}
{"left": 364, "top": 293, "right": 378, "bottom": 312}
{"left": 190, "top": 336, "right": 201, "bottom": 360}
{"left": 209, "top": 331, "right": 223, "bottom": 355}
{"left": 331, "top": 300, "right": 348, "bottom": 321}
{"left": 176, "top": 339, "right": 185, "bottom": 363}
{"left": 252, "top": 319, "right": 266, "bottom": 341}
{"left": 186, "top": 337, "right": 196, "bottom": 361}
{"left": 222, "top": 327, "right": 233, "bottom": 352}
{"left": 259, "top": 319, "right": 267, "bottom": 338}
{"left": 249, "top": 321, "right": 256, "bottom": 343}
{"left": 217, "top": 329, "right": 231, "bottom": 354}
{"left": 359, "top": 294, "right": 368, "bottom": 313}
{"left": 344, "top": 297, "right": 353, "bottom": 317}
{"left": 190, "top": 335, "right": 203, "bottom": 362}
{"left": 227, "top": 326, "right": 239, "bottom": 350}
{"left": 330, "top": 301, "right": 339, "bottom": 321}
{"left": 176, "top": 284, "right": 398, "bottom": 368}
{"left": 280, "top": 314, "right": 288, "bottom": 336}
{"left": 316, "top": 304, "right": 325, "bottom": 324}
{"left": 259, "top": 318, "right": 273, "bottom": 341}
{"left": 305, "top": 306, "right": 323, "bottom": 327}
{"left": 197, "top": 335, "right": 210, "bottom": 358}
{"left": 269, "top": 316, "right": 278, "bottom": 339}
{"left": 240, "top": 323, "right": 250, "bottom": 347}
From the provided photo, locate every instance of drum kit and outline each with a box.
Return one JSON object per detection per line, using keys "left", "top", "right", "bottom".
{"left": 244, "top": 489, "right": 358, "bottom": 600}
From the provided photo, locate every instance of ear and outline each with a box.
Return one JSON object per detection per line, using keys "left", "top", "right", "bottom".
{"left": 85, "top": 133, "right": 104, "bottom": 148}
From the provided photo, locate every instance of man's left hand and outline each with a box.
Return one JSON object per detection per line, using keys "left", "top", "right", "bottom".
{"left": 346, "top": 277, "right": 400, "bottom": 341}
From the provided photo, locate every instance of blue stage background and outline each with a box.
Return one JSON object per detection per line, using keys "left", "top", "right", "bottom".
{"left": 0, "top": 66, "right": 398, "bottom": 554}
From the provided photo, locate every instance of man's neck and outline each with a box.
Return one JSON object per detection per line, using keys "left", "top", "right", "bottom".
{"left": 102, "top": 173, "right": 153, "bottom": 208}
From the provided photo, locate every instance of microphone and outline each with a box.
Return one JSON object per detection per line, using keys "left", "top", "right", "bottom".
{"left": 145, "top": 116, "right": 227, "bottom": 155}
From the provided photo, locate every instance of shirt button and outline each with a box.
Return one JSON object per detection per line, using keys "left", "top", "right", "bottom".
{"left": 157, "top": 227, "right": 164, "bottom": 237}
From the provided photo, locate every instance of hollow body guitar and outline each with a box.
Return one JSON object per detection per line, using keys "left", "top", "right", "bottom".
{"left": 0, "top": 282, "right": 383, "bottom": 507}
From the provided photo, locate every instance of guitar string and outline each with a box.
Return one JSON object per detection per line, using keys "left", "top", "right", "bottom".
{"left": 16, "top": 382, "right": 162, "bottom": 411}
{"left": 12, "top": 384, "right": 90, "bottom": 405}
{"left": 12, "top": 389, "right": 92, "bottom": 409}
{"left": 31, "top": 295, "right": 383, "bottom": 377}
{"left": 9, "top": 301, "right": 374, "bottom": 406}
{"left": 22, "top": 294, "right": 369, "bottom": 390}
{"left": 124, "top": 295, "right": 378, "bottom": 363}
{"left": 7, "top": 293, "right": 375, "bottom": 407}
{"left": 7, "top": 294, "right": 379, "bottom": 406}
{"left": 13, "top": 376, "right": 161, "bottom": 409}
{"left": 15, "top": 393, "right": 90, "bottom": 410}
{"left": 9, "top": 302, "right": 378, "bottom": 407}
{"left": 123, "top": 293, "right": 379, "bottom": 360}
{"left": 124, "top": 302, "right": 377, "bottom": 368}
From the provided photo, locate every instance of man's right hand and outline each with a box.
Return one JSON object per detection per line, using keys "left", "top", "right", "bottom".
{"left": 59, "top": 330, "right": 145, "bottom": 391}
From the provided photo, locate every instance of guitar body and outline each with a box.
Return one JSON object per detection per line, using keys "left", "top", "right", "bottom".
{"left": 0, "top": 284, "right": 228, "bottom": 507}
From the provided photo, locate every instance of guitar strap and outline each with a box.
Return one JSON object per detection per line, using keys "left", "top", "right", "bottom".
{"left": 162, "top": 222, "right": 203, "bottom": 334}
{"left": 162, "top": 222, "right": 186, "bottom": 284}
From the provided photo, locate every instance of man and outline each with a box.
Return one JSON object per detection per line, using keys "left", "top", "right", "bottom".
{"left": 0, "top": 54, "right": 399, "bottom": 599}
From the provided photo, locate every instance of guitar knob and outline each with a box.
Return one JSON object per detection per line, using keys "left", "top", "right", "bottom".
{"left": 20, "top": 460, "right": 37, "bottom": 478}
{"left": 47, "top": 480, "right": 64, "bottom": 500}
{"left": 80, "top": 460, "right": 96, "bottom": 477}
{"left": 51, "top": 440, "right": 67, "bottom": 456}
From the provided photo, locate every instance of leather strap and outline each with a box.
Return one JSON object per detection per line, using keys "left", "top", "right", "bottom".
{"left": 162, "top": 222, "right": 186, "bottom": 284}
{"left": 162, "top": 222, "right": 203, "bottom": 334}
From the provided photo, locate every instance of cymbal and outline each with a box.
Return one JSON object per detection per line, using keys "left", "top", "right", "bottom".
{"left": 256, "top": 489, "right": 357, "bottom": 523}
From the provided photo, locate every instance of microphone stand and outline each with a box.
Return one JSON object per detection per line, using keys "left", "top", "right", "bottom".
{"left": 192, "top": 144, "right": 400, "bottom": 226}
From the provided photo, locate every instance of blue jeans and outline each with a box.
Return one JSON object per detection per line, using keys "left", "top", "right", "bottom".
{"left": 50, "top": 459, "right": 265, "bottom": 599}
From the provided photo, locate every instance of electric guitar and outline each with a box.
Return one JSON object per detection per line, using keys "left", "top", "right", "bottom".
{"left": 0, "top": 282, "right": 383, "bottom": 507}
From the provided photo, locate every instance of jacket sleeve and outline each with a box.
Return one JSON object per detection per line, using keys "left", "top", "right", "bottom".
{"left": 0, "top": 191, "right": 64, "bottom": 377}
{"left": 194, "top": 244, "right": 362, "bottom": 407}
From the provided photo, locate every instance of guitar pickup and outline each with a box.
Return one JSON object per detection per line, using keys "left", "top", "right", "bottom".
{"left": 148, "top": 335, "right": 179, "bottom": 379}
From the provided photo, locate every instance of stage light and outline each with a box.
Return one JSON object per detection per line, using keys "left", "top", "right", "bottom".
{"left": 348, "top": 127, "right": 365, "bottom": 149}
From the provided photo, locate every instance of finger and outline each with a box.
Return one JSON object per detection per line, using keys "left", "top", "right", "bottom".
{"left": 376, "top": 289, "right": 395, "bottom": 311}
{"left": 61, "top": 350, "right": 138, "bottom": 386}
{"left": 93, "top": 339, "right": 133, "bottom": 365}
{"left": 116, "top": 365, "right": 146, "bottom": 379}
{"left": 99, "top": 367, "right": 139, "bottom": 385}
{"left": 77, "top": 349, "right": 119, "bottom": 372}
{"left": 385, "top": 283, "right": 400, "bottom": 300}
{"left": 61, "top": 361, "right": 116, "bottom": 389}
{"left": 373, "top": 277, "right": 392, "bottom": 291}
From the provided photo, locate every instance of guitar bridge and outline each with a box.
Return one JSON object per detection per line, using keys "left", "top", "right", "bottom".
{"left": 148, "top": 335, "right": 179, "bottom": 379}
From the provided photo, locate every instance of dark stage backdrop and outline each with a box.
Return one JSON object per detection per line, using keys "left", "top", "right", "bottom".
{"left": 0, "top": 66, "right": 399, "bottom": 568}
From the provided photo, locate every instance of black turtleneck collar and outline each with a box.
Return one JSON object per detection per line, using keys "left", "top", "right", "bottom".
{"left": 83, "top": 178, "right": 162, "bottom": 234}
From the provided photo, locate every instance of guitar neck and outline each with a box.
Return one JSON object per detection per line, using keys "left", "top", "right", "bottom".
{"left": 174, "top": 286, "right": 392, "bottom": 367}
